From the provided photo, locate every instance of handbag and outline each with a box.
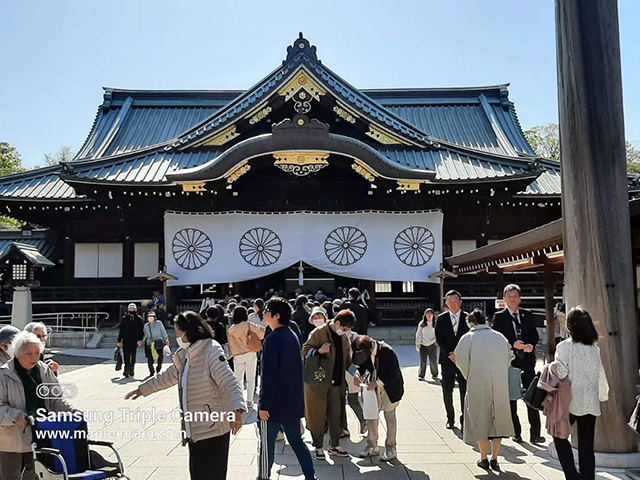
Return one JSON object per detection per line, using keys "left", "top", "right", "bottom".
{"left": 303, "top": 353, "right": 332, "bottom": 387}
{"left": 508, "top": 366, "right": 523, "bottom": 401}
{"left": 114, "top": 347, "right": 123, "bottom": 371}
{"left": 246, "top": 327, "right": 262, "bottom": 353}
{"left": 524, "top": 371, "right": 547, "bottom": 411}
{"left": 628, "top": 395, "right": 640, "bottom": 435}
{"left": 153, "top": 339, "right": 165, "bottom": 351}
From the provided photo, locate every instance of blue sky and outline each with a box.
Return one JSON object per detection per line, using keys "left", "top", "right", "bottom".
{"left": 1, "top": 0, "right": 638, "bottom": 169}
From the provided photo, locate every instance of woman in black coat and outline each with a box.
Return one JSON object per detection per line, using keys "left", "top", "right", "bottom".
{"left": 352, "top": 335, "right": 404, "bottom": 462}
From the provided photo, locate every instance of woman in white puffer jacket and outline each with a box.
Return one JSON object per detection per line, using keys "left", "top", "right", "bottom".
{"left": 125, "top": 311, "right": 246, "bottom": 480}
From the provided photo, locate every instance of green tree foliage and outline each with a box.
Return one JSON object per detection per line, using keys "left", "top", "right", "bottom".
{"left": 0, "top": 142, "right": 25, "bottom": 229}
{"left": 0, "top": 142, "right": 26, "bottom": 176}
{"left": 525, "top": 123, "right": 640, "bottom": 173}
{"left": 44, "top": 145, "right": 75, "bottom": 166}
{"left": 524, "top": 123, "right": 560, "bottom": 162}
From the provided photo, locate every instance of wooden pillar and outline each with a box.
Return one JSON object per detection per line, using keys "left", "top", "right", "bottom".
{"left": 544, "top": 263, "right": 556, "bottom": 361}
{"left": 555, "top": 0, "right": 639, "bottom": 452}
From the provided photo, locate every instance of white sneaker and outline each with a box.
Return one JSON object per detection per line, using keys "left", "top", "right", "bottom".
{"left": 380, "top": 447, "right": 397, "bottom": 462}
{"left": 358, "top": 446, "right": 380, "bottom": 458}
{"left": 276, "top": 431, "right": 285, "bottom": 441}
{"left": 314, "top": 448, "right": 325, "bottom": 460}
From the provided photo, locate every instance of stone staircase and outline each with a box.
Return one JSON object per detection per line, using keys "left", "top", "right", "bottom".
{"left": 368, "top": 326, "right": 416, "bottom": 345}
{"left": 89, "top": 329, "right": 177, "bottom": 349}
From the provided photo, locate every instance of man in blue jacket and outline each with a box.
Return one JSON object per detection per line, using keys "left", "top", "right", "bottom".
{"left": 259, "top": 297, "right": 315, "bottom": 480}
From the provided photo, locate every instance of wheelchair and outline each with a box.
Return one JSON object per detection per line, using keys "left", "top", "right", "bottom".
{"left": 30, "top": 418, "right": 129, "bottom": 480}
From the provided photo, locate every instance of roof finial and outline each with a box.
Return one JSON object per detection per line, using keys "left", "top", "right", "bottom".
{"left": 285, "top": 33, "right": 318, "bottom": 64}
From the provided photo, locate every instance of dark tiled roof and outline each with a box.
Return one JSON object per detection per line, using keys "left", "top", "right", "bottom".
{"left": 0, "top": 235, "right": 57, "bottom": 261}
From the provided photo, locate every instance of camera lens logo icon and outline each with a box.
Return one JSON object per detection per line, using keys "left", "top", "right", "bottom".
{"left": 37, "top": 383, "right": 78, "bottom": 400}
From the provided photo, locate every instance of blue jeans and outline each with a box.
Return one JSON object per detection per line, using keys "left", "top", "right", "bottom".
{"left": 258, "top": 419, "right": 315, "bottom": 480}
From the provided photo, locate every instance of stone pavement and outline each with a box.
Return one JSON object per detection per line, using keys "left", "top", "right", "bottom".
{"left": 56, "top": 345, "right": 630, "bottom": 480}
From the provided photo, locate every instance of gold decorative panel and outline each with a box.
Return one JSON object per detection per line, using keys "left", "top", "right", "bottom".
{"left": 181, "top": 182, "right": 206, "bottom": 192}
{"left": 273, "top": 151, "right": 330, "bottom": 177}
{"left": 200, "top": 125, "right": 240, "bottom": 146}
{"left": 351, "top": 161, "right": 378, "bottom": 182}
{"left": 278, "top": 70, "right": 327, "bottom": 102}
{"left": 333, "top": 101, "right": 358, "bottom": 124}
{"left": 226, "top": 162, "right": 251, "bottom": 184}
{"left": 246, "top": 104, "right": 273, "bottom": 125}
{"left": 366, "top": 125, "right": 410, "bottom": 145}
{"left": 397, "top": 180, "right": 421, "bottom": 191}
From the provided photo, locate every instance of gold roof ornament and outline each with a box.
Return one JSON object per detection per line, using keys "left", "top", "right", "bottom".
{"left": 397, "top": 180, "right": 422, "bottom": 191}
{"left": 278, "top": 69, "right": 327, "bottom": 102}
{"left": 351, "top": 161, "right": 378, "bottom": 183}
{"left": 366, "top": 125, "right": 411, "bottom": 146}
{"left": 273, "top": 151, "right": 330, "bottom": 177}
{"left": 246, "top": 103, "right": 273, "bottom": 125}
{"left": 333, "top": 101, "right": 359, "bottom": 124}
{"left": 199, "top": 125, "right": 240, "bottom": 146}
{"left": 226, "top": 161, "right": 251, "bottom": 184}
{"left": 181, "top": 182, "right": 206, "bottom": 192}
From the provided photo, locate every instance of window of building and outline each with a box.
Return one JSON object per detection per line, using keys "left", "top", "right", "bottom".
{"left": 375, "top": 281, "right": 392, "bottom": 293}
{"left": 74, "top": 243, "right": 123, "bottom": 278}
{"left": 452, "top": 239, "right": 477, "bottom": 256}
{"left": 12, "top": 264, "right": 27, "bottom": 281}
{"left": 402, "top": 281, "right": 414, "bottom": 293}
{"left": 134, "top": 243, "right": 160, "bottom": 277}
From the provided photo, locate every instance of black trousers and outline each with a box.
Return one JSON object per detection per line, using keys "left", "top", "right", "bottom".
{"left": 145, "top": 344, "right": 163, "bottom": 374}
{"left": 441, "top": 360, "right": 466, "bottom": 424}
{"left": 553, "top": 414, "right": 596, "bottom": 480}
{"left": 511, "top": 365, "right": 541, "bottom": 439}
{"left": 188, "top": 432, "right": 230, "bottom": 480}
{"left": 122, "top": 344, "right": 137, "bottom": 376}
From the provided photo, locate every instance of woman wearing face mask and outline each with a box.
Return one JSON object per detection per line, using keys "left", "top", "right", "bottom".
{"left": 301, "top": 306, "right": 327, "bottom": 343}
{"left": 301, "top": 309, "right": 355, "bottom": 459}
{"left": 142, "top": 311, "right": 170, "bottom": 376}
{"left": 125, "top": 311, "right": 245, "bottom": 480}
{"left": 0, "top": 325, "right": 20, "bottom": 367}
{"left": 353, "top": 335, "right": 404, "bottom": 462}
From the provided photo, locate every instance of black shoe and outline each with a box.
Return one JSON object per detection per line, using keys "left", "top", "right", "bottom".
{"left": 477, "top": 459, "right": 490, "bottom": 470}
{"left": 530, "top": 435, "right": 546, "bottom": 444}
{"left": 490, "top": 459, "right": 500, "bottom": 471}
{"left": 446, "top": 421, "right": 455, "bottom": 429}
{"left": 513, "top": 435, "right": 523, "bottom": 443}
{"left": 418, "top": 377, "right": 425, "bottom": 382}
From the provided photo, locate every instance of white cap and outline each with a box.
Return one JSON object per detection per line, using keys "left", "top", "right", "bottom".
{"left": 128, "top": 303, "right": 137, "bottom": 310}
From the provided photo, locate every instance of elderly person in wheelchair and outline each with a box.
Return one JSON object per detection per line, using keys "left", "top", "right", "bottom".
{"left": 0, "top": 331, "right": 77, "bottom": 480}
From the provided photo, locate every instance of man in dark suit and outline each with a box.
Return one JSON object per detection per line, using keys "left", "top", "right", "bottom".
{"left": 492, "top": 284, "right": 544, "bottom": 444}
{"left": 435, "top": 290, "right": 470, "bottom": 429}
{"left": 340, "top": 287, "right": 369, "bottom": 335}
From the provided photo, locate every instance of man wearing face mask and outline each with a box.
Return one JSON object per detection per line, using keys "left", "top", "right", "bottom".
{"left": 301, "top": 309, "right": 355, "bottom": 459}
{"left": 0, "top": 325, "right": 20, "bottom": 367}
{"left": 353, "top": 335, "right": 404, "bottom": 461}
{"left": 117, "top": 303, "right": 144, "bottom": 378}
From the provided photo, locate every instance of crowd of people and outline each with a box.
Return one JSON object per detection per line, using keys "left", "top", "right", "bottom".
{"left": 420, "top": 286, "right": 610, "bottom": 478}
{"left": 0, "top": 322, "right": 75, "bottom": 480}
{"left": 0, "top": 282, "right": 617, "bottom": 480}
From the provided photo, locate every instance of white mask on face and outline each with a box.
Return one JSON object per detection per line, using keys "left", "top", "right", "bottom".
{"left": 335, "top": 328, "right": 346, "bottom": 336}
{"left": 176, "top": 334, "right": 189, "bottom": 349}
{"left": 312, "top": 318, "right": 325, "bottom": 327}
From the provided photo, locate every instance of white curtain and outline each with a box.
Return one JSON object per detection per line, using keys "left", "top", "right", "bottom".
{"left": 164, "top": 211, "right": 443, "bottom": 286}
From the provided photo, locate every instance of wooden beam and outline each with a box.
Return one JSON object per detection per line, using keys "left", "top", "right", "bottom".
{"left": 556, "top": 0, "right": 638, "bottom": 452}
{"left": 544, "top": 263, "right": 556, "bottom": 361}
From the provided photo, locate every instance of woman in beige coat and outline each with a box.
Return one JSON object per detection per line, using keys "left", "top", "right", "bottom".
{"left": 228, "top": 306, "right": 266, "bottom": 409}
{"left": 455, "top": 309, "right": 514, "bottom": 472}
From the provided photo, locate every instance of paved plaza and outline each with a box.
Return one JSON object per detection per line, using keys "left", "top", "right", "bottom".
{"left": 58, "top": 345, "right": 629, "bottom": 480}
